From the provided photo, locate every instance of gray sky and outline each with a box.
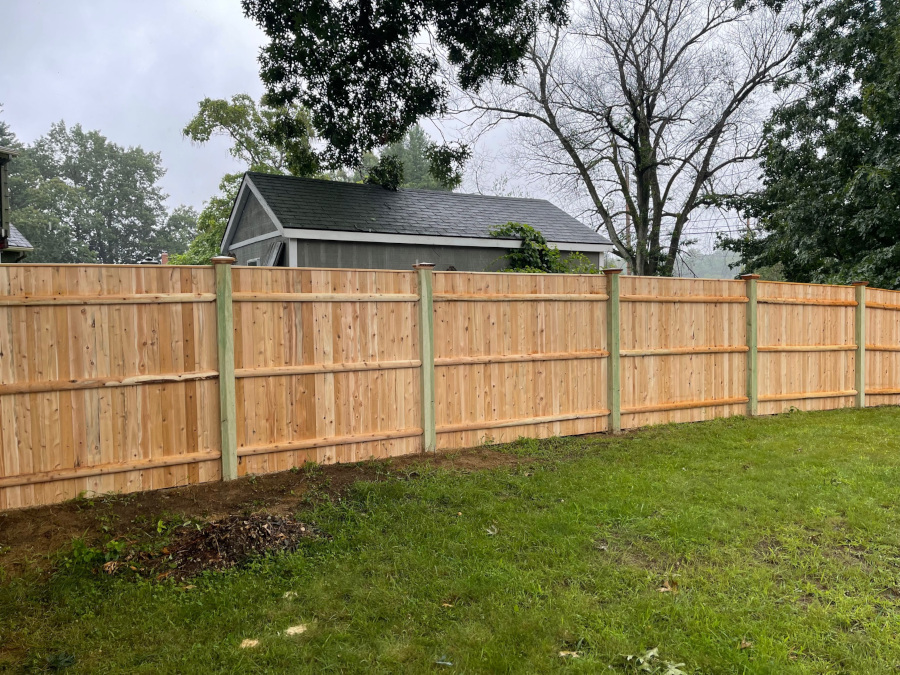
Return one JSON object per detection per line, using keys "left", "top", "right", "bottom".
{"left": 1, "top": 0, "right": 268, "bottom": 211}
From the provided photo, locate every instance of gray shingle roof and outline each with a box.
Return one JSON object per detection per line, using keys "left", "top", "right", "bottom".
{"left": 247, "top": 172, "right": 610, "bottom": 245}
{"left": 6, "top": 225, "right": 33, "bottom": 250}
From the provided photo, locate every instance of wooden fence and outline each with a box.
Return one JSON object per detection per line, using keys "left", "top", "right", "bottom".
{"left": 1, "top": 262, "right": 898, "bottom": 509}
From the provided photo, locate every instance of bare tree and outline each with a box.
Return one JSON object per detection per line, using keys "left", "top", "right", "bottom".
{"left": 452, "top": 0, "right": 808, "bottom": 275}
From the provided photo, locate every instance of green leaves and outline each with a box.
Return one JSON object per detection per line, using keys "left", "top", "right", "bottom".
{"left": 489, "top": 222, "right": 600, "bottom": 273}
{"left": 242, "top": 0, "right": 565, "bottom": 168}
{"left": 366, "top": 155, "right": 405, "bottom": 191}
{"left": 183, "top": 94, "right": 319, "bottom": 177}
{"left": 723, "top": 0, "right": 900, "bottom": 288}
{"left": 8, "top": 121, "right": 192, "bottom": 264}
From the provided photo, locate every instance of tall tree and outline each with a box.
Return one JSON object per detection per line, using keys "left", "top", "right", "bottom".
{"left": 172, "top": 95, "right": 318, "bottom": 265}
{"left": 182, "top": 93, "right": 319, "bottom": 176}
{"left": 455, "top": 0, "right": 808, "bottom": 276}
{"left": 383, "top": 125, "right": 453, "bottom": 190}
{"left": 8, "top": 122, "right": 189, "bottom": 264}
{"left": 722, "top": 0, "right": 900, "bottom": 289}
{"left": 240, "top": 0, "right": 553, "bottom": 177}
{"left": 330, "top": 125, "right": 463, "bottom": 190}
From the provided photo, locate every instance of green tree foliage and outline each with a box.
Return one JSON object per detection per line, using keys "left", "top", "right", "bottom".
{"left": 8, "top": 121, "right": 192, "bottom": 264}
{"left": 172, "top": 95, "right": 319, "bottom": 265}
{"left": 382, "top": 125, "right": 452, "bottom": 190}
{"left": 241, "top": 0, "right": 558, "bottom": 175}
{"left": 722, "top": 0, "right": 900, "bottom": 288}
{"left": 169, "top": 175, "right": 243, "bottom": 265}
{"left": 333, "top": 125, "right": 467, "bottom": 190}
{"left": 0, "top": 108, "right": 17, "bottom": 148}
{"left": 182, "top": 94, "right": 318, "bottom": 176}
{"left": 490, "top": 222, "right": 598, "bottom": 273}
{"left": 365, "top": 155, "right": 404, "bottom": 191}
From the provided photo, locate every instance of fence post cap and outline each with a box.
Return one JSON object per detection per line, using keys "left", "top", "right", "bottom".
{"left": 602, "top": 268, "right": 623, "bottom": 276}
{"left": 850, "top": 280, "right": 869, "bottom": 286}
{"left": 210, "top": 256, "right": 236, "bottom": 265}
{"left": 739, "top": 274, "right": 761, "bottom": 280}
{"left": 413, "top": 262, "right": 436, "bottom": 270}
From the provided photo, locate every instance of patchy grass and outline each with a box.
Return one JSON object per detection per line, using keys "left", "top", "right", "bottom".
{"left": 3, "top": 407, "right": 900, "bottom": 673}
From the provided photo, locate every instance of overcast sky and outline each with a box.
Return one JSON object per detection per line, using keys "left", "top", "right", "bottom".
{"left": 1, "top": 0, "right": 271, "bottom": 211}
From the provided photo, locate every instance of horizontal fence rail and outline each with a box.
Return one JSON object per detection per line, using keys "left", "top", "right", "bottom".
{"left": 1, "top": 263, "right": 898, "bottom": 510}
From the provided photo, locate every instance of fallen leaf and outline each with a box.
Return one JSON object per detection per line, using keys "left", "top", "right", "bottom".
{"left": 283, "top": 591, "right": 297, "bottom": 600}
{"left": 102, "top": 561, "right": 120, "bottom": 575}
{"left": 182, "top": 585, "right": 196, "bottom": 591}
{"left": 240, "top": 639, "right": 259, "bottom": 649}
{"left": 441, "top": 603, "right": 453, "bottom": 608}
{"left": 558, "top": 651, "right": 580, "bottom": 658}
{"left": 285, "top": 625, "right": 307, "bottom": 636}
{"left": 435, "top": 656, "right": 453, "bottom": 666}
{"left": 657, "top": 579, "right": 678, "bottom": 594}
{"left": 740, "top": 640, "right": 753, "bottom": 650}
{"left": 485, "top": 525, "right": 498, "bottom": 536}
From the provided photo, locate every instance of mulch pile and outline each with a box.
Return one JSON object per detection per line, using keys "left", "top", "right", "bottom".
{"left": 107, "top": 514, "right": 323, "bottom": 580}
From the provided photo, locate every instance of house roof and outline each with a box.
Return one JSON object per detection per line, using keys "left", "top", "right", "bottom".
{"left": 245, "top": 172, "right": 611, "bottom": 246}
{"left": 6, "top": 225, "right": 33, "bottom": 251}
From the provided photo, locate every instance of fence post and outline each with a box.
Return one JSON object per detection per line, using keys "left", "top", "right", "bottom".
{"left": 603, "top": 268, "right": 622, "bottom": 432}
{"left": 414, "top": 263, "right": 437, "bottom": 453}
{"left": 852, "top": 281, "right": 868, "bottom": 409}
{"left": 740, "top": 274, "right": 760, "bottom": 416}
{"left": 212, "top": 256, "right": 238, "bottom": 480}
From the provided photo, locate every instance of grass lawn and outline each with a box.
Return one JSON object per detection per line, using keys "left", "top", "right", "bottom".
{"left": 3, "top": 407, "right": 900, "bottom": 673}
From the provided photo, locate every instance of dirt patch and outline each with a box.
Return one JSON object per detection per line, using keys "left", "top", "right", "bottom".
{"left": 126, "top": 514, "right": 323, "bottom": 580}
{"left": 0, "top": 447, "right": 528, "bottom": 577}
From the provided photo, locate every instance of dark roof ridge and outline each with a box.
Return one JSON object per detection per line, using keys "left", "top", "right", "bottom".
{"left": 246, "top": 172, "right": 552, "bottom": 205}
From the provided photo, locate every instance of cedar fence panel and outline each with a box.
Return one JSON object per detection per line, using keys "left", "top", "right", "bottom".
{"left": 229, "top": 267, "right": 422, "bottom": 475}
{"left": 866, "top": 287, "right": 900, "bottom": 407}
{"left": 1, "top": 263, "right": 899, "bottom": 510}
{"left": 618, "top": 276, "right": 749, "bottom": 428}
{"left": 0, "top": 265, "right": 220, "bottom": 510}
{"left": 431, "top": 272, "right": 610, "bottom": 449}
{"left": 756, "top": 282, "right": 857, "bottom": 415}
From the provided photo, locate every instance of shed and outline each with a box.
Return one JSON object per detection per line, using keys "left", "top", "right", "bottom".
{"left": 220, "top": 172, "right": 613, "bottom": 270}
{"left": 0, "top": 225, "right": 33, "bottom": 264}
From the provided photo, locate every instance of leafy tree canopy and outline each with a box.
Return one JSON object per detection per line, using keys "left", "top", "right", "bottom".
{"left": 173, "top": 95, "right": 319, "bottom": 265}
{"left": 170, "top": 174, "right": 243, "bottom": 265}
{"left": 240, "top": 0, "right": 555, "bottom": 176}
{"left": 722, "top": 0, "right": 900, "bottom": 288}
{"left": 490, "top": 222, "right": 598, "bottom": 273}
{"left": 331, "top": 125, "right": 467, "bottom": 190}
{"left": 183, "top": 93, "right": 319, "bottom": 177}
{"left": 8, "top": 121, "right": 194, "bottom": 264}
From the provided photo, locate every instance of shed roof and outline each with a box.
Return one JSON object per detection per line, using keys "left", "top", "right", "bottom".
{"left": 245, "top": 172, "right": 610, "bottom": 246}
{"left": 6, "top": 225, "right": 33, "bottom": 251}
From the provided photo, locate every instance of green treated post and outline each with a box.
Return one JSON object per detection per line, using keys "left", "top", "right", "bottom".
{"left": 740, "top": 274, "right": 760, "bottom": 416}
{"left": 852, "top": 281, "right": 868, "bottom": 409}
{"left": 212, "top": 256, "right": 238, "bottom": 480}
{"left": 414, "top": 263, "right": 436, "bottom": 453}
{"left": 603, "top": 269, "right": 622, "bottom": 432}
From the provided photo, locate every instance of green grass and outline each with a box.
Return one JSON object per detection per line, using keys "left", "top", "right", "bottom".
{"left": 4, "top": 407, "right": 900, "bottom": 673}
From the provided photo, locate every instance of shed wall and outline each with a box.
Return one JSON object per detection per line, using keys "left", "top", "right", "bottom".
{"left": 293, "top": 239, "right": 602, "bottom": 272}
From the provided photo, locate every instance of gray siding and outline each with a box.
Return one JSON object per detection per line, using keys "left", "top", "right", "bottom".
{"left": 293, "top": 239, "right": 601, "bottom": 272}
{"left": 231, "top": 192, "right": 279, "bottom": 244}
{"left": 232, "top": 238, "right": 285, "bottom": 266}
